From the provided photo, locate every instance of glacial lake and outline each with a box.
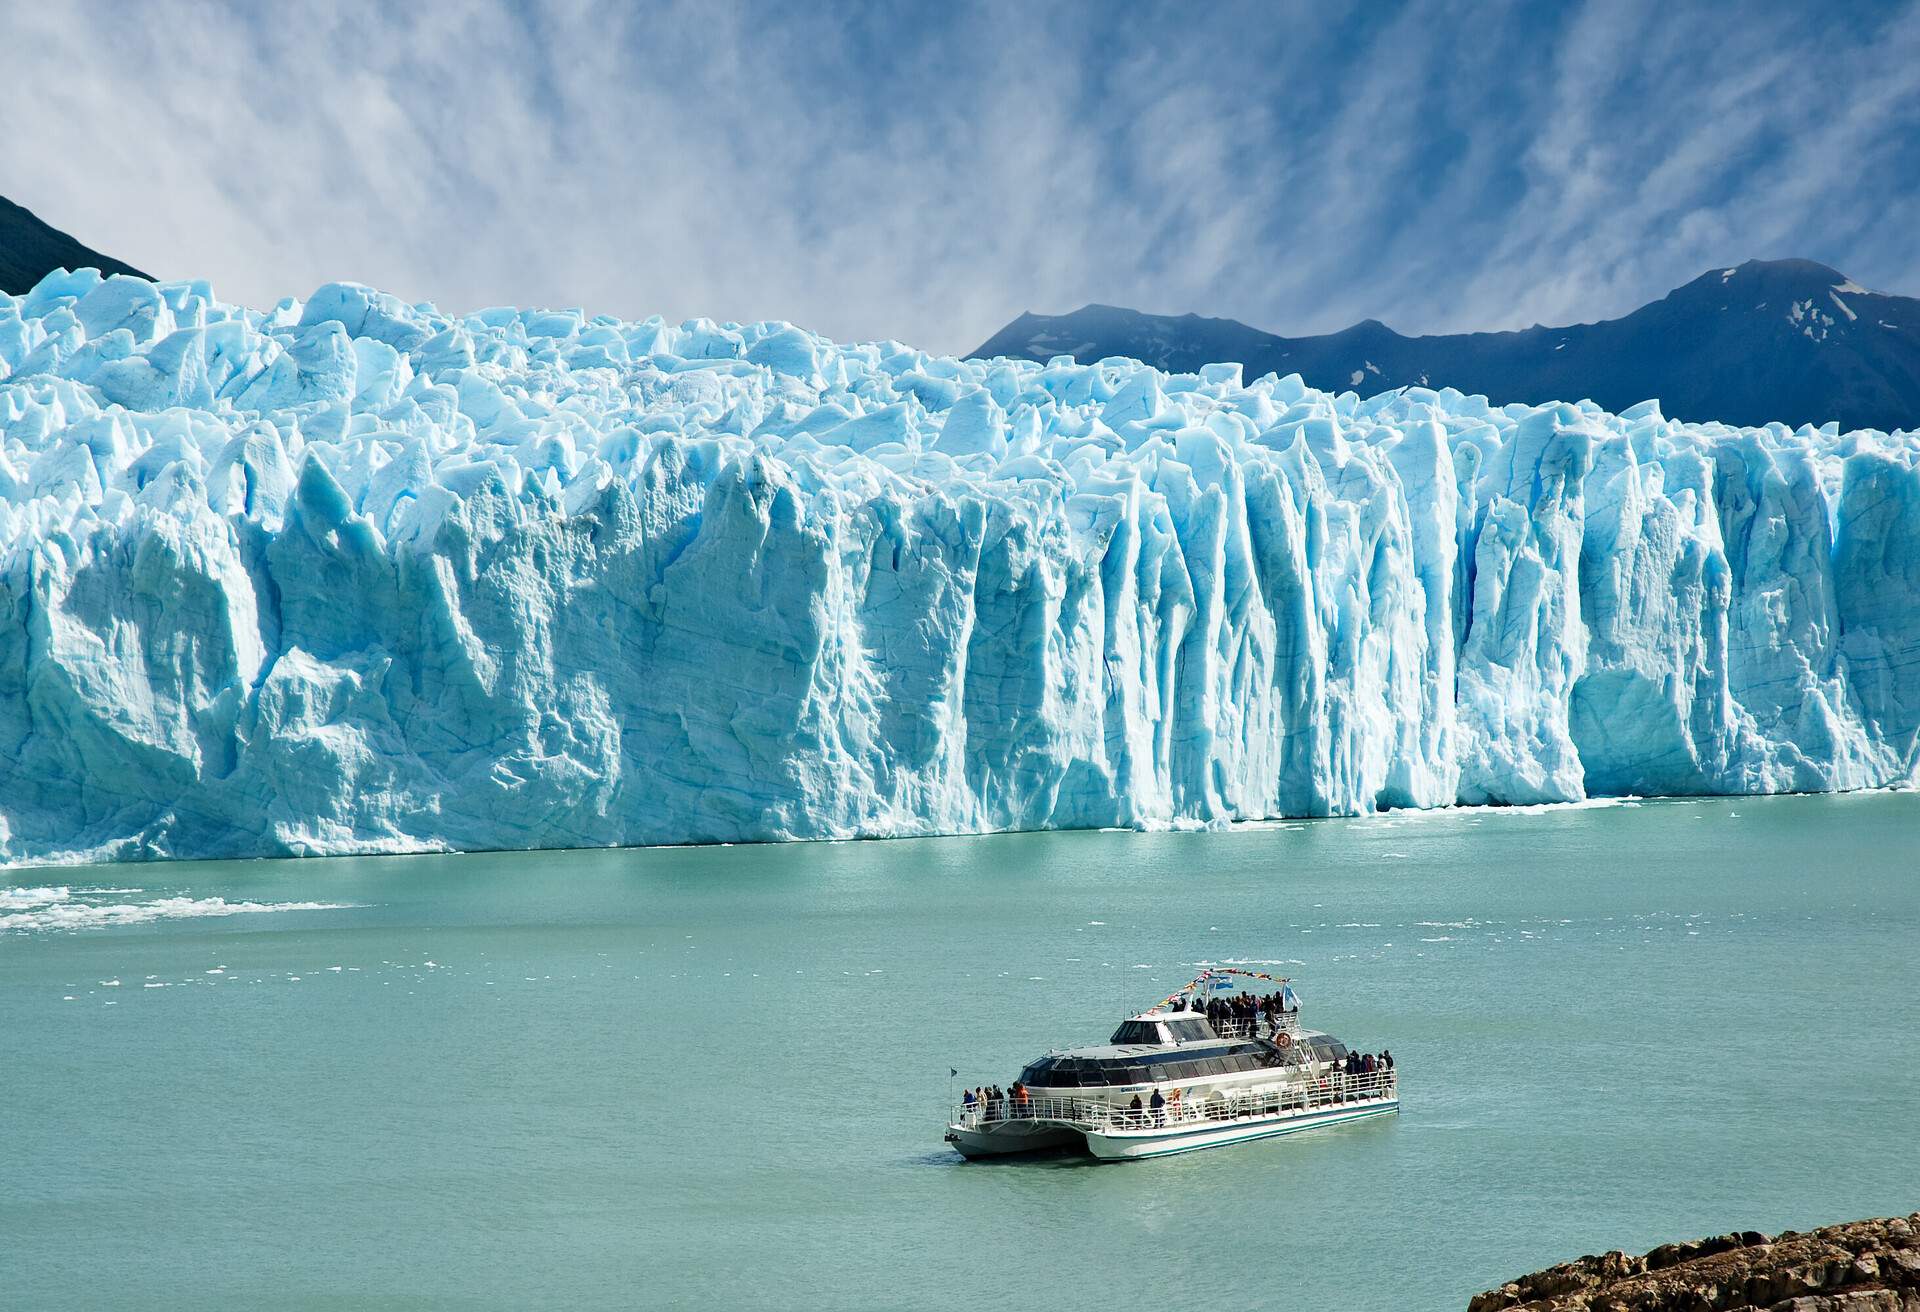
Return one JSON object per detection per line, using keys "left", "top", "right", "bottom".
{"left": 4, "top": 792, "right": 1917, "bottom": 1311}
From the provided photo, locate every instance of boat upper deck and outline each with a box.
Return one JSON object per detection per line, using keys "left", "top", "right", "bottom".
{"left": 1107, "top": 1010, "right": 1304, "bottom": 1047}
{"left": 1017, "top": 1025, "right": 1358, "bottom": 1089}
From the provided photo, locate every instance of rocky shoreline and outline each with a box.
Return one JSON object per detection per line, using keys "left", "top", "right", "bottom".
{"left": 1471, "top": 1214, "right": 1920, "bottom": 1311}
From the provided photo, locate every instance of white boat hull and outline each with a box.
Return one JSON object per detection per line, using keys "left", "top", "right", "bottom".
{"left": 946, "top": 1090, "right": 1399, "bottom": 1161}
{"left": 1081, "top": 1093, "right": 1398, "bottom": 1160}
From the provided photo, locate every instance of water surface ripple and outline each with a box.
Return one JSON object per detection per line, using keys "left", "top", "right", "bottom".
{"left": 4, "top": 792, "right": 1916, "bottom": 1310}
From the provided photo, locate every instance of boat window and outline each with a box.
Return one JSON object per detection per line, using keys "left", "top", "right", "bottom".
{"left": 1167, "top": 1019, "right": 1213, "bottom": 1044}
{"left": 1109, "top": 1020, "right": 1164, "bottom": 1045}
{"left": 1020, "top": 1062, "right": 1051, "bottom": 1085}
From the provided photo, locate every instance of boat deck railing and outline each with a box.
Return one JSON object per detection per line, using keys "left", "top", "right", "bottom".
{"left": 1199, "top": 1012, "right": 1301, "bottom": 1041}
{"left": 952, "top": 1068, "right": 1396, "bottom": 1133}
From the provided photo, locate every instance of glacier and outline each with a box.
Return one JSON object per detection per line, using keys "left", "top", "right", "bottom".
{"left": 0, "top": 268, "right": 1915, "bottom": 865}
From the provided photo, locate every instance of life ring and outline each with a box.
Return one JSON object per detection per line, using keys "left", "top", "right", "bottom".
{"left": 1274, "top": 1032, "right": 1292, "bottom": 1049}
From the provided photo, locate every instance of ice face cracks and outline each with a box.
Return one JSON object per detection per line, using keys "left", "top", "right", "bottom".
{"left": 1, "top": 270, "right": 1915, "bottom": 862}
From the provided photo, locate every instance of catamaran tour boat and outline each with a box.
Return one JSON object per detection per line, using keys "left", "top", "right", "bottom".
{"left": 945, "top": 969, "right": 1397, "bottom": 1162}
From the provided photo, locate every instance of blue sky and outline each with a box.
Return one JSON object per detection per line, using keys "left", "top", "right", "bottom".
{"left": 6, "top": 0, "right": 1919, "bottom": 353}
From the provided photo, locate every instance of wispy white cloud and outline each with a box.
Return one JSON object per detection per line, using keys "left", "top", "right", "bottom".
{"left": 3, "top": 0, "right": 1917, "bottom": 352}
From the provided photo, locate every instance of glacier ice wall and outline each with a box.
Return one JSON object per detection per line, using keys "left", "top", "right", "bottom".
{"left": 0, "top": 269, "right": 1915, "bottom": 864}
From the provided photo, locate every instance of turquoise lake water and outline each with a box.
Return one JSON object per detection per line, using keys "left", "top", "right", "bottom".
{"left": 4, "top": 792, "right": 1917, "bottom": 1311}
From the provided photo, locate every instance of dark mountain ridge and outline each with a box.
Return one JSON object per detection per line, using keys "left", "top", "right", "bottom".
{"left": 973, "top": 259, "right": 1920, "bottom": 431}
{"left": 0, "top": 194, "right": 149, "bottom": 296}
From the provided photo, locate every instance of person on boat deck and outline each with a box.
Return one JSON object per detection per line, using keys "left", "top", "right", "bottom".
{"left": 1149, "top": 1088, "right": 1165, "bottom": 1125}
{"left": 963, "top": 1087, "right": 977, "bottom": 1113}
{"left": 1128, "top": 1093, "right": 1144, "bottom": 1122}
{"left": 1382, "top": 1049, "right": 1393, "bottom": 1070}
{"left": 1012, "top": 1082, "right": 1030, "bottom": 1115}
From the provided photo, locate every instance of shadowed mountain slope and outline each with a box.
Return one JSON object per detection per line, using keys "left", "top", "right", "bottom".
{"left": 973, "top": 260, "right": 1920, "bottom": 431}
{"left": 1, "top": 194, "right": 149, "bottom": 296}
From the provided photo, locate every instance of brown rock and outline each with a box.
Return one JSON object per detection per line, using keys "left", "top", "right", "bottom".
{"left": 1473, "top": 1215, "right": 1920, "bottom": 1311}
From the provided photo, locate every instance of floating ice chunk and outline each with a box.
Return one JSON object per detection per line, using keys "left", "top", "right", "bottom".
{"left": 0, "top": 891, "right": 358, "bottom": 931}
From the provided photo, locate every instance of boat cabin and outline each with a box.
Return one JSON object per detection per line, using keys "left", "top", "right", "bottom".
{"left": 1015, "top": 1009, "right": 1356, "bottom": 1091}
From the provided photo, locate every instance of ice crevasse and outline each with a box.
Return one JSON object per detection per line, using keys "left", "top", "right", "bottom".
{"left": 0, "top": 268, "right": 1915, "bottom": 864}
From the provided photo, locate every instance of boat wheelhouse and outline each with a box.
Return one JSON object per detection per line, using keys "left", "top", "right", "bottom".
{"left": 945, "top": 969, "right": 1397, "bottom": 1161}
